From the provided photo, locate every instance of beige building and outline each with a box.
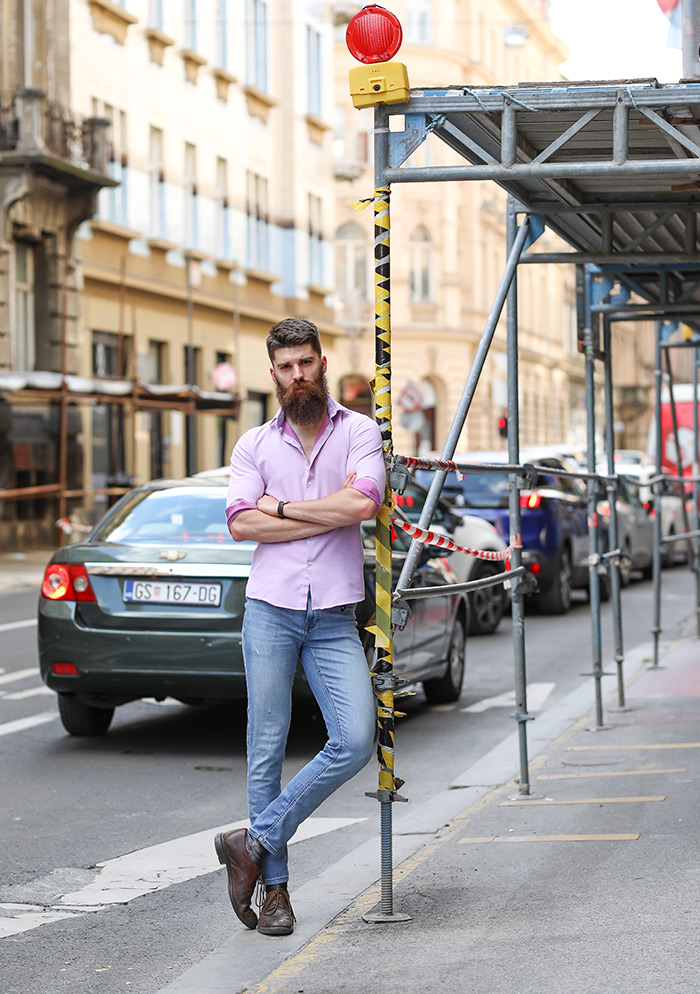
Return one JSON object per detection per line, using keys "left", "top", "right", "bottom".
{"left": 331, "top": 0, "right": 655, "bottom": 459}
{"left": 0, "top": 0, "right": 342, "bottom": 547}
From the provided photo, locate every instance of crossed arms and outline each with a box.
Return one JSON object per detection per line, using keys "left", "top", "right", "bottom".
{"left": 229, "top": 472, "right": 378, "bottom": 544}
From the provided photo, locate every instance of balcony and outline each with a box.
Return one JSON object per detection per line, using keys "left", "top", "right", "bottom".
{"left": 0, "top": 88, "right": 112, "bottom": 189}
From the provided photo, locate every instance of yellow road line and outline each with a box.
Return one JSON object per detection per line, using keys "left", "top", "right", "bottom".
{"left": 459, "top": 833, "right": 640, "bottom": 844}
{"left": 499, "top": 795, "right": 665, "bottom": 806}
{"left": 537, "top": 768, "right": 686, "bottom": 780}
{"left": 567, "top": 743, "right": 700, "bottom": 751}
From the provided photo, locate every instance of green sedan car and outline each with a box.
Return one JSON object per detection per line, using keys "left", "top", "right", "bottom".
{"left": 39, "top": 476, "right": 470, "bottom": 736}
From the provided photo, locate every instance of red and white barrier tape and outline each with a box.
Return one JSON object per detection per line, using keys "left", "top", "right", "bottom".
{"left": 56, "top": 518, "right": 92, "bottom": 535}
{"left": 395, "top": 455, "right": 465, "bottom": 480}
{"left": 392, "top": 516, "right": 519, "bottom": 562}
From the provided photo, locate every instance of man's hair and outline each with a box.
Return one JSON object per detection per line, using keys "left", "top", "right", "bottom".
{"left": 266, "top": 318, "right": 322, "bottom": 363}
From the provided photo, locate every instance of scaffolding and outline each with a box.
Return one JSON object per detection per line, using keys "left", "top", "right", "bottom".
{"left": 365, "top": 78, "right": 700, "bottom": 919}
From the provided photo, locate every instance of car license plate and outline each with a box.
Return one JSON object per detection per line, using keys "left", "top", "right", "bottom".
{"left": 123, "top": 579, "right": 222, "bottom": 607}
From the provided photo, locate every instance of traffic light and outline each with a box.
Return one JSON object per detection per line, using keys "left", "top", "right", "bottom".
{"left": 497, "top": 410, "right": 508, "bottom": 438}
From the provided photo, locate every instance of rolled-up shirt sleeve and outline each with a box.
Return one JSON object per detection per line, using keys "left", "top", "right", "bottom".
{"left": 225, "top": 431, "right": 264, "bottom": 529}
{"left": 347, "top": 417, "right": 386, "bottom": 512}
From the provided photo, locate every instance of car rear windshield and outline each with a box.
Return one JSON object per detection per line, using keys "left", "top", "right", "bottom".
{"left": 416, "top": 470, "right": 509, "bottom": 509}
{"left": 92, "top": 487, "right": 234, "bottom": 546}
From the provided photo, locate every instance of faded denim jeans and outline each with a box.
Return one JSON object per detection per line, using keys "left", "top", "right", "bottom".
{"left": 241, "top": 594, "right": 375, "bottom": 885}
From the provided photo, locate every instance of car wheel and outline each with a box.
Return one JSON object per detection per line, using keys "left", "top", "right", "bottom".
{"left": 423, "top": 616, "right": 466, "bottom": 704}
{"left": 468, "top": 562, "right": 505, "bottom": 635}
{"left": 539, "top": 546, "right": 572, "bottom": 615}
{"left": 57, "top": 694, "right": 114, "bottom": 736}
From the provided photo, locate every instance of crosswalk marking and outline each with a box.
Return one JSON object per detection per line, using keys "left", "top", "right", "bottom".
{"left": 0, "top": 816, "right": 367, "bottom": 938}
{"left": 0, "top": 712, "right": 56, "bottom": 737}
{"left": 461, "top": 682, "right": 555, "bottom": 714}
{"left": 0, "top": 667, "right": 38, "bottom": 686}
{"left": 0, "top": 618, "right": 37, "bottom": 634}
{"left": 4, "top": 686, "right": 53, "bottom": 701}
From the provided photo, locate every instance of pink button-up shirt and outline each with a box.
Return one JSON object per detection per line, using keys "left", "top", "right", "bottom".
{"left": 225, "top": 398, "right": 386, "bottom": 610}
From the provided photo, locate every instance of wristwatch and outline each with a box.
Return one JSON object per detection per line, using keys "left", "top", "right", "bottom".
{"left": 277, "top": 500, "right": 289, "bottom": 518}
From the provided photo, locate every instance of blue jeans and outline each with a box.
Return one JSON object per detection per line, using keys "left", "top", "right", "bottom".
{"left": 241, "top": 594, "right": 376, "bottom": 885}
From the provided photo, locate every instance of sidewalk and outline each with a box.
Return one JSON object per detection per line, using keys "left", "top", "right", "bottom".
{"left": 163, "top": 636, "right": 700, "bottom": 994}
{"left": 0, "top": 548, "right": 54, "bottom": 593}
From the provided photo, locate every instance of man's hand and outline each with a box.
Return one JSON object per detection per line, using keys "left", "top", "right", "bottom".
{"left": 257, "top": 494, "right": 280, "bottom": 516}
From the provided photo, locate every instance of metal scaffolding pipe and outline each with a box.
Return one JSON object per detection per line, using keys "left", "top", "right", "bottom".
{"left": 583, "top": 268, "right": 605, "bottom": 727}
{"left": 602, "top": 317, "right": 625, "bottom": 709}
{"left": 506, "top": 199, "right": 532, "bottom": 794}
{"left": 694, "top": 347, "right": 700, "bottom": 636}
{"left": 652, "top": 323, "right": 664, "bottom": 666}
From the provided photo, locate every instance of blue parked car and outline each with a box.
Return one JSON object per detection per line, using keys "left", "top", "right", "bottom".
{"left": 416, "top": 449, "right": 605, "bottom": 614}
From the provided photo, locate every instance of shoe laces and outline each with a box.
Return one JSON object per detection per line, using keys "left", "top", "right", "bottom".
{"left": 257, "top": 885, "right": 295, "bottom": 922}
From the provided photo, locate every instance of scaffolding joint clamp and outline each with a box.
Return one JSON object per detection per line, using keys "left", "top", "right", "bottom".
{"left": 518, "top": 464, "right": 537, "bottom": 489}
{"left": 391, "top": 599, "right": 411, "bottom": 630}
{"left": 371, "top": 671, "right": 408, "bottom": 692}
{"left": 510, "top": 711, "right": 534, "bottom": 724}
{"left": 365, "top": 789, "right": 409, "bottom": 803}
{"left": 511, "top": 571, "right": 538, "bottom": 599}
{"left": 387, "top": 461, "right": 410, "bottom": 494}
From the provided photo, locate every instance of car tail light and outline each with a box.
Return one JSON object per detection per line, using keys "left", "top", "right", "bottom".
{"left": 41, "top": 564, "right": 96, "bottom": 602}
{"left": 528, "top": 562, "right": 541, "bottom": 574}
{"left": 51, "top": 662, "right": 79, "bottom": 675}
{"left": 69, "top": 564, "right": 97, "bottom": 602}
{"left": 520, "top": 493, "right": 542, "bottom": 509}
{"left": 600, "top": 504, "right": 611, "bottom": 518}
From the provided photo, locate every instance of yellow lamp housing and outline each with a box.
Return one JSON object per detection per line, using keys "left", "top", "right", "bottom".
{"left": 349, "top": 61, "right": 410, "bottom": 109}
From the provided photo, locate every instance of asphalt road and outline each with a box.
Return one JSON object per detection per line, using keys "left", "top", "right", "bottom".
{"left": 0, "top": 567, "right": 695, "bottom": 994}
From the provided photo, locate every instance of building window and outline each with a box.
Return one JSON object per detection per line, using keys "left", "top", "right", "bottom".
{"left": 149, "top": 126, "right": 166, "bottom": 239}
{"left": 406, "top": 0, "right": 432, "bottom": 44}
{"left": 308, "top": 194, "right": 323, "bottom": 286}
{"left": 246, "top": 0, "right": 268, "bottom": 90}
{"left": 184, "top": 0, "right": 197, "bottom": 50}
{"left": 335, "top": 222, "right": 369, "bottom": 325}
{"left": 307, "top": 26, "right": 322, "bottom": 117}
{"left": 97, "top": 102, "right": 128, "bottom": 226}
{"left": 184, "top": 142, "right": 198, "bottom": 249}
{"left": 246, "top": 171, "right": 269, "bottom": 270}
{"left": 409, "top": 225, "right": 433, "bottom": 303}
{"left": 216, "top": 0, "right": 228, "bottom": 67}
{"left": 13, "top": 242, "right": 35, "bottom": 371}
{"left": 149, "top": 0, "right": 164, "bottom": 29}
{"left": 216, "top": 157, "right": 230, "bottom": 259}
{"left": 92, "top": 330, "right": 130, "bottom": 379}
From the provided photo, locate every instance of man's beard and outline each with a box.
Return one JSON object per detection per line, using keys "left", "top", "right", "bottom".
{"left": 276, "top": 369, "right": 329, "bottom": 426}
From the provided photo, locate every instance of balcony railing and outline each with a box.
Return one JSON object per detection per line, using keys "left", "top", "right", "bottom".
{"left": 0, "top": 88, "right": 109, "bottom": 176}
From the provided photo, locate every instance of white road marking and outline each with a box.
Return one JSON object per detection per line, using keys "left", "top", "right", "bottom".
{"left": 0, "top": 618, "right": 37, "bottom": 633}
{"left": 0, "top": 667, "right": 38, "bottom": 686}
{"left": 461, "top": 682, "right": 556, "bottom": 714}
{"left": 0, "top": 815, "right": 366, "bottom": 937}
{"left": 4, "top": 686, "right": 53, "bottom": 701}
{"left": 0, "top": 712, "right": 56, "bottom": 737}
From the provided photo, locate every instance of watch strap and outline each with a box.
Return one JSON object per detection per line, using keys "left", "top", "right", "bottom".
{"left": 277, "top": 500, "right": 288, "bottom": 518}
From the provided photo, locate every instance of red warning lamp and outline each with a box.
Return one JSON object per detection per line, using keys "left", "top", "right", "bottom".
{"left": 346, "top": 5, "right": 403, "bottom": 64}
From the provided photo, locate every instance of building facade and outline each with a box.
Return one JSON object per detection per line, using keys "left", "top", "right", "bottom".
{"left": 331, "top": 0, "right": 656, "bottom": 460}
{"left": 0, "top": 0, "right": 342, "bottom": 547}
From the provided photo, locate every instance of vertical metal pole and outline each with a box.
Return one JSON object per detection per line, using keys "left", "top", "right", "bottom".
{"left": 693, "top": 346, "right": 700, "bottom": 635}
{"left": 185, "top": 253, "right": 196, "bottom": 476}
{"left": 584, "top": 267, "right": 604, "bottom": 726}
{"left": 602, "top": 317, "right": 625, "bottom": 708}
{"left": 506, "top": 199, "right": 531, "bottom": 794}
{"left": 651, "top": 322, "right": 664, "bottom": 666}
{"left": 363, "top": 106, "right": 409, "bottom": 925}
{"left": 664, "top": 347, "right": 692, "bottom": 539}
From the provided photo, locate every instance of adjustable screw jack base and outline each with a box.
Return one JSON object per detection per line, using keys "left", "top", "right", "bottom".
{"left": 363, "top": 909, "right": 412, "bottom": 923}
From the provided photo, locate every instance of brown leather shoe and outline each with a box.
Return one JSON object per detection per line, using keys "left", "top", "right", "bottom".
{"left": 214, "top": 829, "right": 262, "bottom": 929}
{"left": 257, "top": 887, "right": 295, "bottom": 936}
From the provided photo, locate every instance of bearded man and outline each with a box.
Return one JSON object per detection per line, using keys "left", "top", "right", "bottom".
{"left": 217, "top": 317, "right": 385, "bottom": 937}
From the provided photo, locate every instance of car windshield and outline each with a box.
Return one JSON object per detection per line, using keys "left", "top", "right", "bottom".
{"left": 432, "top": 471, "right": 510, "bottom": 509}
{"left": 92, "top": 487, "right": 237, "bottom": 546}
